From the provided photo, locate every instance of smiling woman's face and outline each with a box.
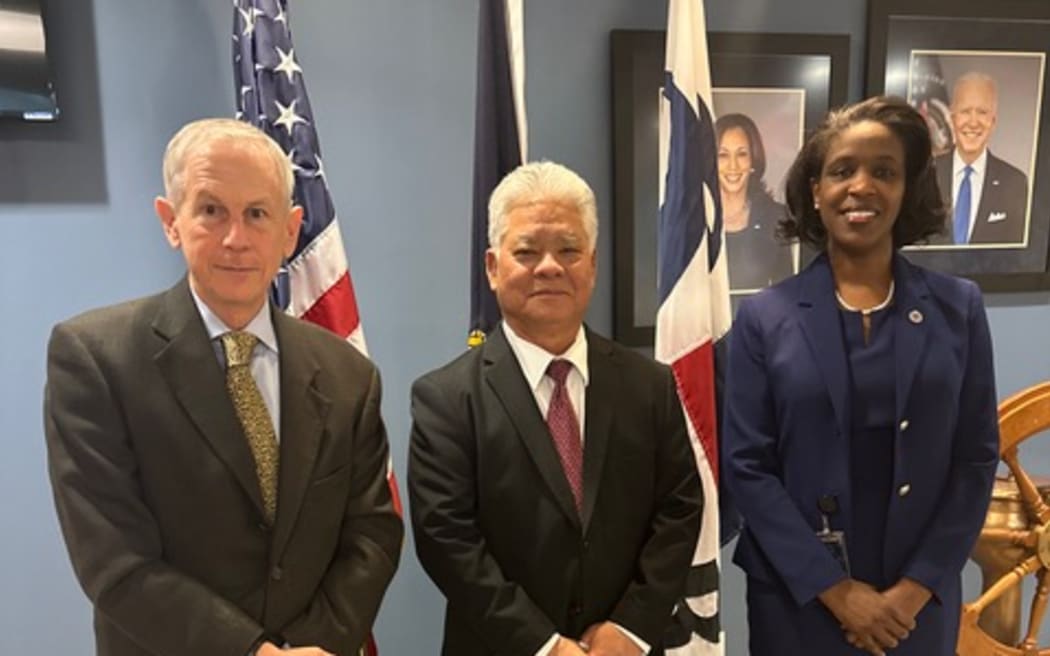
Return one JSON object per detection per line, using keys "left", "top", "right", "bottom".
{"left": 811, "top": 120, "right": 905, "bottom": 257}
{"left": 717, "top": 127, "right": 752, "bottom": 197}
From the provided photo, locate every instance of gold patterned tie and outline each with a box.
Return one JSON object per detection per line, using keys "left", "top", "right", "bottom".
{"left": 222, "top": 331, "right": 279, "bottom": 524}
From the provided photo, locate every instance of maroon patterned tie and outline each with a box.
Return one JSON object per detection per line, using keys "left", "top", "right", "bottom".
{"left": 546, "top": 359, "right": 583, "bottom": 514}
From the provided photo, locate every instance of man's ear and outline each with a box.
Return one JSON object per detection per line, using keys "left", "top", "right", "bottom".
{"left": 154, "top": 197, "right": 181, "bottom": 249}
{"left": 485, "top": 249, "right": 499, "bottom": 291}
{"left": 283, "top": 205, "right": 304, "bottom": 258}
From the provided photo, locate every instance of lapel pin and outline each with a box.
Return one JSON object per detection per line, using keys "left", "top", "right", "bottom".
{"left": 908, "top": 309, "right": 923, "bottom": 324}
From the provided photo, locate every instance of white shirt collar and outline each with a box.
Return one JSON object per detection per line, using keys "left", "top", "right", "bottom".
{"left": 502, "top": 321, "right": 589, "bottom": 392}
{"left": 189, "top": 286, "right": 279, "bottom": 355}
{"left": 953, "top": 148, "right": 988, "bottom": 178}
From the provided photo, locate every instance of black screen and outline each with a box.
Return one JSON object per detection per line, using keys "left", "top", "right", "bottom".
{"left": 0, "top": 0, "right": 57, "bottom": 120}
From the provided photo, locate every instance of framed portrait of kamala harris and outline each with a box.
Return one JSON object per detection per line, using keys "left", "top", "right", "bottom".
{"left": 610, "top": 30, "right": 848, "bottom": 346}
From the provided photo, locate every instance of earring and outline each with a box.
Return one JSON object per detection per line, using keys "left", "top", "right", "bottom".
{"left": 814, "top": 200, "right": 820, "bottom": 209}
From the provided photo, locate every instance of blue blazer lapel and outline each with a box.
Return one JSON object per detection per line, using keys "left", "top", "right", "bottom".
{"left": 892, "top": 255, "right": 931, "bottom": 422}
{"left": 484, "top": 326, "right": 582, "bottom": 529}
{"left": 797, "top": 254, "right": 851, "bottom": 437}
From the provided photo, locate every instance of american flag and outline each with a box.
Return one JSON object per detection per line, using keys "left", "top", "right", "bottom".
{"left": 233, "top": 0, "right": 366, "bottom": 354}
{"left": 233, "top": 3, "right": 398, "bottom": 655}
{"left": 468, "top": 0, "right": 527, "bottom": 347}
{"left": 655, "top": 0, "right": 731, "bottom": 653}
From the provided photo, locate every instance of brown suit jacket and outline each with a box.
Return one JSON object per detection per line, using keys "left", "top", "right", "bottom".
{"left": 45, "top": 279, "right": 403, "bottom": 656}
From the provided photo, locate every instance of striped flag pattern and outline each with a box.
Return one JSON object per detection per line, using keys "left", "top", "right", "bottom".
{"left": 233, "top": 2, "right": 399, "bottom": 654}
{"left": 468, "top": 0, "right": 527, "bottom": 347}
{"left": 655, "top": 0, "right": 732, "bottom": 653}
{"left": 233, "top": 0, "right": 366, "bottom": 354}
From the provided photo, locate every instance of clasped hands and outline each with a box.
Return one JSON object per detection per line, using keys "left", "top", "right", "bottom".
{"left": 550, "top": 622, "right": 643, "bottom": 656}
{"left": 818, "top": 577, "right": 932, "bottom": 656}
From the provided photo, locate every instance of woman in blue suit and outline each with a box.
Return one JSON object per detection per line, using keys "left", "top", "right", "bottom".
{"left": 724, "top": 96, "right": 999, "bottom": 655}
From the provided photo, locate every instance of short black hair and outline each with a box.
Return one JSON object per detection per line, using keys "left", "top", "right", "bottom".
{"left": 780, "top": 95, "right": 947, "bottom": 249}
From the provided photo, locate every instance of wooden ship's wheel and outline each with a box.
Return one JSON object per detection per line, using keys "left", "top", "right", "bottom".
{"left": 958, "top": 382, "right": 1050, "bottom": 655}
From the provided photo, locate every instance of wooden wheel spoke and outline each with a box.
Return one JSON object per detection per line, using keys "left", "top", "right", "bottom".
{"left": 1022, "top": 568, "right": 1050, "bottom": 649}
{"left": 981, "top": 527, "right": 1039, "bottom": 549}
{"left": 1004, "top": 448, "right": 1050, "bottom": 524}
{"left": 969, "top": 555, "right": 1043, "bottom": 616}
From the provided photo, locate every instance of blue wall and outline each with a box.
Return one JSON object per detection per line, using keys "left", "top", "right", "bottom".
{"left": 4, "top": 0, "right": 1049, "bottom": 652}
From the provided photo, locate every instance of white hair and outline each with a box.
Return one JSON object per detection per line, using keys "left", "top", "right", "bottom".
{"left": 487, "top": 160, "right": 598, "bottom": 251}
{"left": 161, "top": 118, "right": 294, "bottom": 208}
{"left": 952, "top": 71, "right": 999, "bottom": 109}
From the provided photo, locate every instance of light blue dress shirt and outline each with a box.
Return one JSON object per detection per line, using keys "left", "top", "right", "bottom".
{"left": 190, "top": 288, "right": 282, "bottom": 442}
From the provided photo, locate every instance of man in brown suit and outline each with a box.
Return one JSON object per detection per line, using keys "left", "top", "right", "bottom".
{"left": 44, "top": 119, "right": 402, "bottom": 656}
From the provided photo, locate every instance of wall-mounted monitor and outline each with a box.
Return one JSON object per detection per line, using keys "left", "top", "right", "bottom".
{"left": 0, "top": 0, "right": 57, "bottom": 121}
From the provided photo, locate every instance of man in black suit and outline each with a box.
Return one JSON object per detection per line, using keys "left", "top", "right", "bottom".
{"left": 933, "top": 71, "right": 1029, "bottom": 245}
{"left": 44, "top": 119, "right": 403, "bottom": 656}
{"left": 408, "top": 161, "right": 702, "bottom": 656}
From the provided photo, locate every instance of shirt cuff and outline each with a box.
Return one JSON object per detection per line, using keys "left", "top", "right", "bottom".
{"left": 611, "top": 622, "right": 650, "bottom": 654}
{"left": 535, "top": 633, "right": 560, "bottom": 656}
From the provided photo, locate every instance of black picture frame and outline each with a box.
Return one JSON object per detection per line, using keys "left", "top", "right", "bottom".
{"left": 867, "top": 0, "right": 1050, "bottom": 292}
{"left": 611, "top": 31, "right": 850, "bottom": 346}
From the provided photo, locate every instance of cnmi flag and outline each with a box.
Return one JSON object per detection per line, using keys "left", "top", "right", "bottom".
{"left": 468, "top": 0, "right": 527, "bottom": 347}
{"left": 655, "top": 0, "right": 731, "bottom": 653}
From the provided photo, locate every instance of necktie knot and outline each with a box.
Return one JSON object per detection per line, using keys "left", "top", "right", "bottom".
{"left": 547, "top": 359, "right": 573, "bottom": 386}
{"left": 222, "top": 331, "right": 258, "bottom": 367}
{"left": 963, "top": 165, "right": 974, "bottom": 179}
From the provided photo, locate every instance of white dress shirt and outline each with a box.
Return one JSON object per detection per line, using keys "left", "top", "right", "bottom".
{"left": 501, "top": 322, "right": 650, "bottom": 656}
{"left": 951, "top": 148, "right": 988, "bottom": 243}
{"left": 190, "top": 288, "right": 282, "bottom": 441}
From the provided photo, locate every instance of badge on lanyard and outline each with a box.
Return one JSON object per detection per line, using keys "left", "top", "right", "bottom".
{"left": 816, "top": 495, "right": 851, "bottom": 576}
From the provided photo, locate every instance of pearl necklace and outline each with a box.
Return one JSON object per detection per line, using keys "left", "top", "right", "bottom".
{"left": 835, "top": 280, "right": 895, "bottom": 316}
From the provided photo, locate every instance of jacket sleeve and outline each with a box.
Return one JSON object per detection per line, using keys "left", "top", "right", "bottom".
{"left": 607, "top": 365, "right": 703, "bottom": 646}
{"left": 44, "top": 322, "right": 265, "bottom": 656}
{"left": 279, "top": 366, "right": 404, "bottom": 653}
{"left": 901, "top": 283, "right": 999, "bottom": 601}
{"left": 723, "top": 299, "right": 847, "bottom": 606}
{"left": 409, "top": 372, "right": 558, "bottom": 655}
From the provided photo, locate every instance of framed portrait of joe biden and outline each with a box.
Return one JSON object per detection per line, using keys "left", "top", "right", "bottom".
{"left": 610, "top": 31, "right": 849, "bottom": 346}
{"left": 869, "top": 0, "right": 1050, "bottom": 291}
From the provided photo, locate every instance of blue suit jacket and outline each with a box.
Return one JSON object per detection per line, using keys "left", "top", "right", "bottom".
{"left": 724, "top": 253, "right": 998, "bottom": 611}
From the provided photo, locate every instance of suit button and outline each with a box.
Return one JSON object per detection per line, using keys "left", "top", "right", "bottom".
{"left": 582, "top": 540, "right": 590, "bottom": 551}
{"left": 570, "top": 603, "right": 583, "bottom": 616}
{"left": 898, "top": 484, "right": 911, "bottom": 497}
{"left": 271, "top": 566, "right": 283, "bottom": 581}
{"left": 899, "top": 419, "right": 909, "bottom": 432}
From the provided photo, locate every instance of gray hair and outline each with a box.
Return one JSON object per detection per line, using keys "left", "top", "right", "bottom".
{"left": 487, "top": 160, "right": 598, "bottom": 251}
{"left": 161, "top": 118, "right": 294, "bottom": 208}
{"left": 952, "top": 71, "right": 999, "bottom": 110}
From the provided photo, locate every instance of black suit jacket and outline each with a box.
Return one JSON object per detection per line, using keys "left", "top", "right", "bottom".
{"left": 44, "top": 279, "right": 403, "bottom": 656}
{"left": 408, "top": 326, "right": 702, "bottom": 656}
{"left": 933, "top": 150, "right": 1028, "bottom": 244}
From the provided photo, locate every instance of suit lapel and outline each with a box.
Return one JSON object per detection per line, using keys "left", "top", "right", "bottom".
{"left": 151, "top": 279, "right": 267, "bottom": 518}
{"left": 892, "top": 255, "right": 930, "bottom": 423}
{"left": 270, "top": 311, "right": 328, "bottom": 559}
{"left": 484, "top": 327, "right": 582, "bottom": 529}
{"left": 797, "top": 255, "right": 850, "bottom": 437}
{"left": 581, "top": 331, "right": 614, "bottom": 534}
